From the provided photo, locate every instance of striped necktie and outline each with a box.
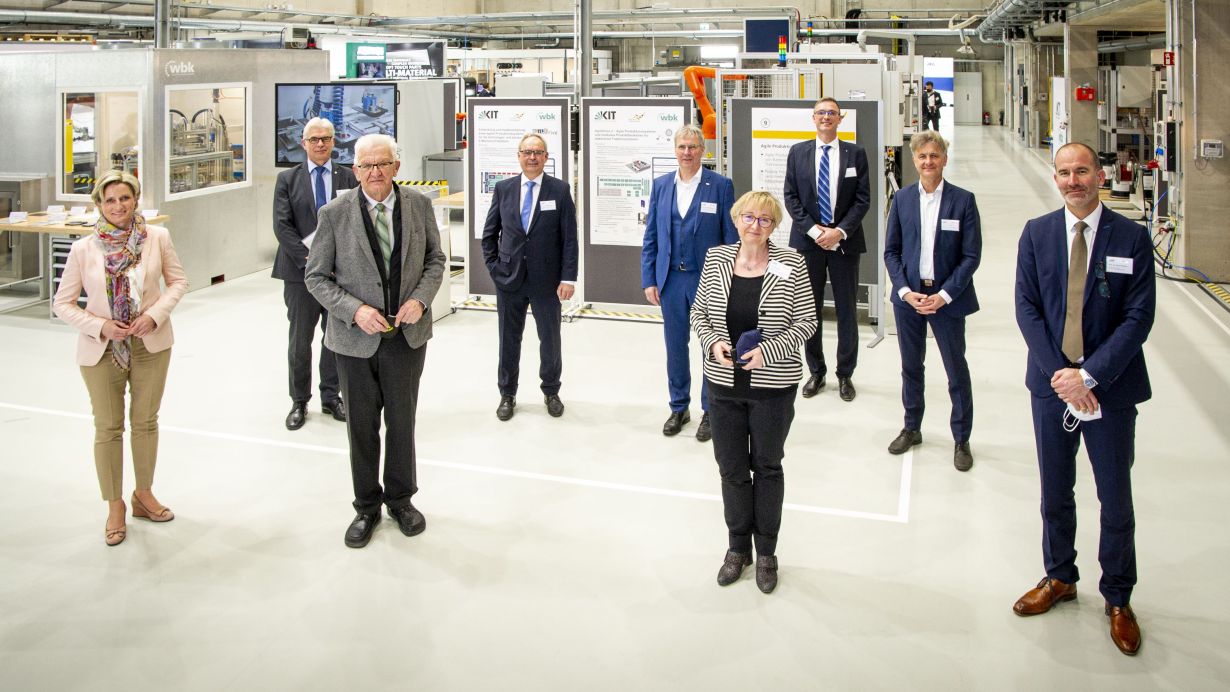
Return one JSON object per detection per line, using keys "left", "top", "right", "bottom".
{"left": 817, "top": 144, "right": 832, "bottom": 225}
{"left": 374, "top": 202, "right": 392, "bottom": 272}
{"left": 1062, "top": 221, "right": 1089, "bottom": 363}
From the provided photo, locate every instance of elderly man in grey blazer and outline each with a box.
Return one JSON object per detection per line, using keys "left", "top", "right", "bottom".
{"left": 306, "top": 133, "right": 446, "bottom": 549}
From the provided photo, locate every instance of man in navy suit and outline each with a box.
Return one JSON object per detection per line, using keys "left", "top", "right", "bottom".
{"left": 783, "top": 97, "right": 871, "bottom": 402}
{"left": 482, "top": 133, "right": 579, "bottom": 421}
{"left": 1012, "top": 142, "right": 1155, "bottom": 657}
{"left": 641, "top": 124, "right": 738, "bottom": 441}
{"left": 883, "top": 131, "right": 981, "bottom": 471}
{"left": 273, "top": 117, "right": 359, "bottom": 431}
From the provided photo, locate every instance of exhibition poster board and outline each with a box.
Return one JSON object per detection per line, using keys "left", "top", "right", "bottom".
{"left": 922, "top": 57, "right": 955, "bottom": 148}
{"left": 581, "top": 97, "right": 691, "bottom": 305}
{"left": 466, "top": 97, "right": 570, "bottom": 296}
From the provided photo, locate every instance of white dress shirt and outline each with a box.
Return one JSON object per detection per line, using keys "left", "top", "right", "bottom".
{"left": 362, "top": 186, "right": 397, "bottom": 217}
{"left": 307, "top": 160, "right": 333, "bottom": 206}
{"left": 813, "top": 136, "right": 847, "bottom": 240}
{"left": 896, "top": 180, "right": 952, "bottom": 304}
{"left": 520, "top": 172, "right": 545, "bottom": 232}
{"left": 675, "top": 168, "right": 701, "bottom": 218}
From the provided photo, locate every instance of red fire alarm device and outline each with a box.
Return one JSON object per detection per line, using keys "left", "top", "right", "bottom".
{"left": 1075, "top": 86, "right": 1096, "bottom": 102}
{"left": 1164, "top": 51, "right": 1175, "bottom": 66}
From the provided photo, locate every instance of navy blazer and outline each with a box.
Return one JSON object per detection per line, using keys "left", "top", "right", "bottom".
{"left": 1015, "top": 205, "right": 1155, "bottom": 410}
{"left": 883, "top": 181, "right": 982, "bottom": 318}
{"left": 640, "top": 168, "right": 738, "bottom": 291}
{"left": 481, "top": 174, "right": 579, "bottom": 294}
{"left": 272, "top": 162, "right": 358, "bottom": 281}
{"left": 783, "top": 138, "right": 871, "bottom": 255}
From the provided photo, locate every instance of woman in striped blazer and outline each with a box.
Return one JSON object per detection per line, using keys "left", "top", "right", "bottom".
{"left": 690, "top": 190, "right": 817, "bottom": 594}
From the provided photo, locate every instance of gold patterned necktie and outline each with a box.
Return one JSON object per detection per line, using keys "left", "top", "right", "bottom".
{"left": 374, "top": 202, "right": 392, "bottom": 272}
{"left": 1062, "top": 220, "right": 1088, "bottom": 363}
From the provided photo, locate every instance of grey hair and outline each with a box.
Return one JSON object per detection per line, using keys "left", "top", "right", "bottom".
{"left": 518, "top": 132, "right": 548, "bottom": 152}
{"left": 909, "top": 130, "right": 949, "bottom": 155}
{"left": 301, "top": 117, "right": 335, "bottom": 140}
{"left": 674, "top": 124, "right": 705, "bottom": 149}
{"left": 91, "top": 170, "right": 141, "bottom": 206}
{"left": 354, "top": 134, "right": 400, "bottom": 162}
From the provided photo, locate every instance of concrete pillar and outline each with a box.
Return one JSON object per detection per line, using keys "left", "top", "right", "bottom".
{"left": 1064, "top": 24, "right": 1098, "bottom": 150}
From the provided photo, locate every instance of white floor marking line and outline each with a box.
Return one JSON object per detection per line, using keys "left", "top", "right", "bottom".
{"left": 0, "top": 401, "right": 911, "bottom": 523}
{"left": 1174, "top": 282, "right": 1230, "bottom": 339}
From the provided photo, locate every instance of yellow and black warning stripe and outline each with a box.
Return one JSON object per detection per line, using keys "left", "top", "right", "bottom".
{"left": 1202, "top": 282, "right": 1230, "bottom": 308}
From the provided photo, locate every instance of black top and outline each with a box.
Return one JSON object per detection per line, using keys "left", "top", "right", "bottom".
{"left": 714, "top": 274, "right": 786, "bottom": 400}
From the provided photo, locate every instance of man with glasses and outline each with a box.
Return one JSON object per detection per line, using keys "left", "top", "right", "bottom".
{"left": 482, "top": 133, "right": 578, "bottom": 421}
{"left": 1013, "top": 142, "right": 1155, "bottom": 656}
{"left": 306, "top": 134, "right": 446, "bottom": 549}
{"left": 783, "top": 97, "right": 871, "bottom": 402}
{"left": 273, "top": 117, "right": 358, "bottom": 431}
{"left": 641, "top": 125, "right": 737, "bottom": 441}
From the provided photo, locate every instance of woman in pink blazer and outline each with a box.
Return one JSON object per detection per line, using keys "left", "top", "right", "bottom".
{"left": 53, "top": 170, "right": 188, "bottom": 546}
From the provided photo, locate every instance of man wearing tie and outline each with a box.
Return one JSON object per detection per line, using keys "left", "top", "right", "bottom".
{"left": 272, "top": 117, "right": 358, "bottom": 431}
{"left": 883, "top": 131, "right": 982, "bottom": 471}
{"left": 306, "top": 134, "right": 446, "bottom": 548}
{"left": 482, "top": 133, "right": 579, "bottom": 421}
{"left": 1012, "top": 142, "right": 1155, "bottom": 656}
{"left": 641, "top": 124, "right": 738, "bottom": 441}
{"left": 783, "top": 97, "right": 871, "bottom": 402}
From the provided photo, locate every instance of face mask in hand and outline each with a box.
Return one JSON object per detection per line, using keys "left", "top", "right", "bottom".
{"left": 1062, "top": 403, "right": 1102, "bottom": 432}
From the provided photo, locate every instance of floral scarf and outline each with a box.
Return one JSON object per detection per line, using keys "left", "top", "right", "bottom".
{"left": 95, "top": 213, "right": 147, "bottom": 371}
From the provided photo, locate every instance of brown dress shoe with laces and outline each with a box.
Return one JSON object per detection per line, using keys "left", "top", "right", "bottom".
{"left": 1013, "top": 577, "right": 1077, "bottom": 616}
{"left": 1106, "top": 603, "right": 1142, "bottom": 656}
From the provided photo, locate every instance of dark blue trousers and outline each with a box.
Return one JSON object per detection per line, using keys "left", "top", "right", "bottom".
{"left": 892, "top": 298, "right": 973, "bottom": 442}
{"left": 1031, "top": 394, "right": 1138, "bottom": 607}
{"left": 660, "top": 268, "right": 707, "bottom": 413}
{"left": 496, "top": 286, "right": 562, "bottom": 397}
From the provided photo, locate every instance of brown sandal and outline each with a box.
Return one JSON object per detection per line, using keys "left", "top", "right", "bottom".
{"left": 131, "top": 493, "right": 174, "bottom": 522}
{"left": 105, "top": 522, "right": 127, "bottom": 546}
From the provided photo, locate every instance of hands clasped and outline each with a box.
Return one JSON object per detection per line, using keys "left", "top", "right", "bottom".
{"left": 712, "top": 341, "right": 764, "bottom": 370}
{"left": 1052, "top": 367, "right": 1099, "bottom": 415}
{"left": 355, "top": 300, "right": 426, "bottom": 336}
{"left": 903, "top": 291, "right": 946, "bottom": 315}
{"left": 101, "top": 314, "right": 157, "bottom": 340}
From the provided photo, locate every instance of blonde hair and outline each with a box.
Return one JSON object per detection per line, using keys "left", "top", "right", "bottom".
{"left": 91, "top": 170, "right": 141, "bottom": 206}
{"left": 909, "top": 129, "right": 948, "bottom": 155}
{"left": 730, "top": 191, "right": 782, "bottom": 228}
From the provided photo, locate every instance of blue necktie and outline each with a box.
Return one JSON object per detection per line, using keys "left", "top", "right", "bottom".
{"left": 521, "top": 180, "right": 536, "bottom": 231}
{"left": 313, "top": 166, "right": 327, "bottom": 213}
{"left": 817, "top": 144, "right": 832, "bottom": 225}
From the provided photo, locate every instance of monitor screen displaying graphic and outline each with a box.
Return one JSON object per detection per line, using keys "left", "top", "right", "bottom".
{"left": 275, "top": 83, "right": 398, "bottom": 167}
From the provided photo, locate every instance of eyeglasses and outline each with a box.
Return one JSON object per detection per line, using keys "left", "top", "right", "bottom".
{"left": 676, "top": 144, "right": 702, "bottom": 151}
{"left": 354, "top": 161, "right": 396, "bottom": 172}
{"left": 518, "top": 149, "right": 547, "bottom": 157}
{"left": 305, "top": 136, "right": 334, "bottom": 145}
{"left": 739, "top": 214, "right": 774, "bottom": 229}
{"left": 1094, "top": 261, "right": 1109, "bottom": 298}
{"left": 813, "top": 109, "right": 840, "bottom": 117}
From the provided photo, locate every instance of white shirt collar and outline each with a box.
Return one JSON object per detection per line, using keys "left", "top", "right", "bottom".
{"left": 815, "top": 135, "right": 839, "bottom": 150}
{"left": 521, "top": 172, "right": 545, "bottom": 186}
{"left": 918, "top": 179, "right": 945, "bottom": 199}
{"left": 1064, "top": 203, "right": 1103, "bottom": 235}
{"left": 675, "top": 168, "right": 702, "bottom": 187}
{"left": 362, "top": 187, "right": 397, "bottom": 210}
{"left": 307, "top": 160, "right": 330, "bottom": 175}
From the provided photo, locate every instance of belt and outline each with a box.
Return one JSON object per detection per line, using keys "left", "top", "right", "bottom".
{"left": 922, "top": 279, "right": 934, "bottom": 287}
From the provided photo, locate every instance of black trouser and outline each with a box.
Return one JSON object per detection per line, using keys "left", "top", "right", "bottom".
{"left": 496, "top": 286, "right": 562, "bottom": 397}
{"left": 335, "top": 336, "right": 425, "bottom": 515}
{"left": 283, "top": 280, "right": 339, "bottom": 405}
{"left": 924, "top": 112, "right": 940, "bottom": 131}
{"left": 801, "top": 249, "right": 860, "bottom": 379}
{"left": 709, "top": 386, "right": 797, "bottom": 556}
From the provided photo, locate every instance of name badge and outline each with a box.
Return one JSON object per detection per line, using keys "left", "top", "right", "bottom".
{"left": 767, "top": 260, "right": 791, "bottom": 280}
{"left": 941, "top": 219, "right": 960, "bottom": 232}
{"left": 539, "top": 200, "right": 557, "bottom": 211}
{"left": 6, "top": 211, "right": 28, "bottom": 222}
{"left": 143, "top": 209, "right": 159, "bottom": 219}
{"left": 700, "top": 202, "right": 717, "bottom": 214}
{"left": 69, "top": 206, "right": 87, "bottom": 216}
{"left": 845, "top": 167, "right": 857, "bottom": 178}
{"left": 1106, "top": 256, "right": 1133, "bottom": 274}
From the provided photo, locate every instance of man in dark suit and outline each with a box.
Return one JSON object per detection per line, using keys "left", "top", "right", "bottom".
{"left": 783, "top": 97, "right": 871, "bottom": 402}
{"left": 305, "top": 134, "right": 446, "bottom": 549}
{"left": 922, "top": 81, "right": 944, "bottom": 132}
{"left": 482, "top": 133, "right": 578, "bottom": 422}
{"left": 641, "top": 124, "right": 738, "bottom": 441}
{"left": 1012, "top": 142, "right": 1155, "bottom": 656}
{"left": 883, "top": 130, "right": 982, "bottom": 471}
{"left": 273, "top": 117, "right": 358, "bottom": 431}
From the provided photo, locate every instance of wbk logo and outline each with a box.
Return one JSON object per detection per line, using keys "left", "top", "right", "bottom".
{"left": 537, "top": 112, "right": 556, "bottom": 120}
{"left": 659, "top": 113, "right": 680, "bottom": 122}
{"left": 164, "top": 60, "right": 195, "bottom": 77}
{"left": 594, "top": 110, "right": 616, "bottom": 121}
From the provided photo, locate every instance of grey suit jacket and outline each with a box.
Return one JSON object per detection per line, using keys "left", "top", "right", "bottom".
{"left": 305, "top": 186, "right": 446, "bottom": 358}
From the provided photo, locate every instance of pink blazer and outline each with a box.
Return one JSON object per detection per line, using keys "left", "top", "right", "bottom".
{"left": 53, "top": 225, "right": 189, "bottom": 366}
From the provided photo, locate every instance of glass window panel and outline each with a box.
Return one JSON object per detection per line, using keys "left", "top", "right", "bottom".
{"left": 62, "top": 91, "right": 139, "bottom": 198}
{"left": 167, "top": 85, "right": 247, "bottom": 195}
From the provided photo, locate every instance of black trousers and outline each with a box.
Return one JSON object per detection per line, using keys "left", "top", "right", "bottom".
{"left": 801, "top": 249, "right": 860, "bottom": 379}
{"left": 496, "top": 286, "right": 562, "bottom": 397}
{"left": 335, "top": 336, "right": 426, "bottom": 515}
{"left": 709, "top": 386, "right": 797, "bottom": 556}
{"left": 924, "top": 112, "right": 940, "bottom": 131}
{"left": 283, "top": 280, "right": 338, "bottom": 405}
{"left": 893, "top": 296, "right": 973, "bottom": 442}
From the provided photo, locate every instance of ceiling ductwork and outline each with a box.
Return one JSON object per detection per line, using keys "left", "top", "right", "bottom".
{"left": 977, "top": 1, "right": 1074, "bottom": 43}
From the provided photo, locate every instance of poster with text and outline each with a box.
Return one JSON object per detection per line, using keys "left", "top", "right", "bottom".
{"left": 922, "top": 57, "right": 955, "bottom": 149}
{"left": 468, "top": 100, "right": 568, "bottom": 239}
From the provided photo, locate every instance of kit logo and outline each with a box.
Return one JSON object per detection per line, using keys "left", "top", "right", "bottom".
{"left": 594, "top": 110, "right": 616, "bottom": 120}
{"left": 477, "top": 110, "right": 498, "bottom": 119}
{"left": 164, "top": 60, "right": 195, "bottom": 77}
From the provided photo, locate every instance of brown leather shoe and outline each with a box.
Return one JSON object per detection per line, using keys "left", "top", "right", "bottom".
{"left": 1106, "top": 603, "right": 1141, "bottom": 656}
{"left": 1013, "top": 576, "right": 1077, "bottom": 616}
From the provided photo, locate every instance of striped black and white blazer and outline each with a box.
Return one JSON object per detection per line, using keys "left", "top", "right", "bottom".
{"left": 689, "top": 241, "right": 818, "bottom": 389}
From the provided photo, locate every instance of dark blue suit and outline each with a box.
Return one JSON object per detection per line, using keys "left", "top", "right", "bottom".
{"left": 883, "top": 181, "right": 981, "bottom": 442}
{"left": 1015, "top": 204, "right": 1155, "bottom": 607}
{"left": 482, "top": 174, "right": 578, "bottom": 397}
{"left": 640, "top": 168, "right": 737, "bottom": 413}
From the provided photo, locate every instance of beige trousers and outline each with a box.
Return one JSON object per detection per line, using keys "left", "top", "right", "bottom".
{"left": 79, "top": 339, "right": 172, "bottom": 501}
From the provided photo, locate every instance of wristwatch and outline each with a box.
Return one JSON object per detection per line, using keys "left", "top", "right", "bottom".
{"left": 1079, "top": 368, "right": 1098, "bottom": 389}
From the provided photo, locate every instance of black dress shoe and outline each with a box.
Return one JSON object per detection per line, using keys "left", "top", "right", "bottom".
{"left": 954, "top": 442, "right": 974, "bottom": 472}
{"left": 888, "top": 429, "right": 922, "bottom": 454}
{"left": 756, "top": 555, "right": 779, "bottom": 594}
{"left": 838, "top": 376, "right": 856, "bottom": 402}
{"left": 801, "top": 374, "right": 826, "bottom": 398}
{"left": 344, "top": 512, "right": 380, "bottom": 548}
{"left": 662, "top": 410, "right": 690, "bottom": 437}
{"left": 387, "top": 504, "right": 427, "bottom": 537}
{"left": 716, "top": 549, "right": 752, "bottom": 586}
{"left": 496, "top": 395, "right": 516, "bottom": 421}
{"left": 322, "top": 399, "right": 347, "bottom": 422}
{"left": 285, "top": 403, "right": 306, "bottom": 431}
{"left": 695, "top": 412, "right": 712, "bottom": 442}
{"left": 544, "top": 393, "right": 565, "bottom": 418}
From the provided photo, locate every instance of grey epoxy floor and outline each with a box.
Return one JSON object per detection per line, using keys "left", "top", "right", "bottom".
{"left": 1, "top": 126, "right": 1228, "bottom": 690}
